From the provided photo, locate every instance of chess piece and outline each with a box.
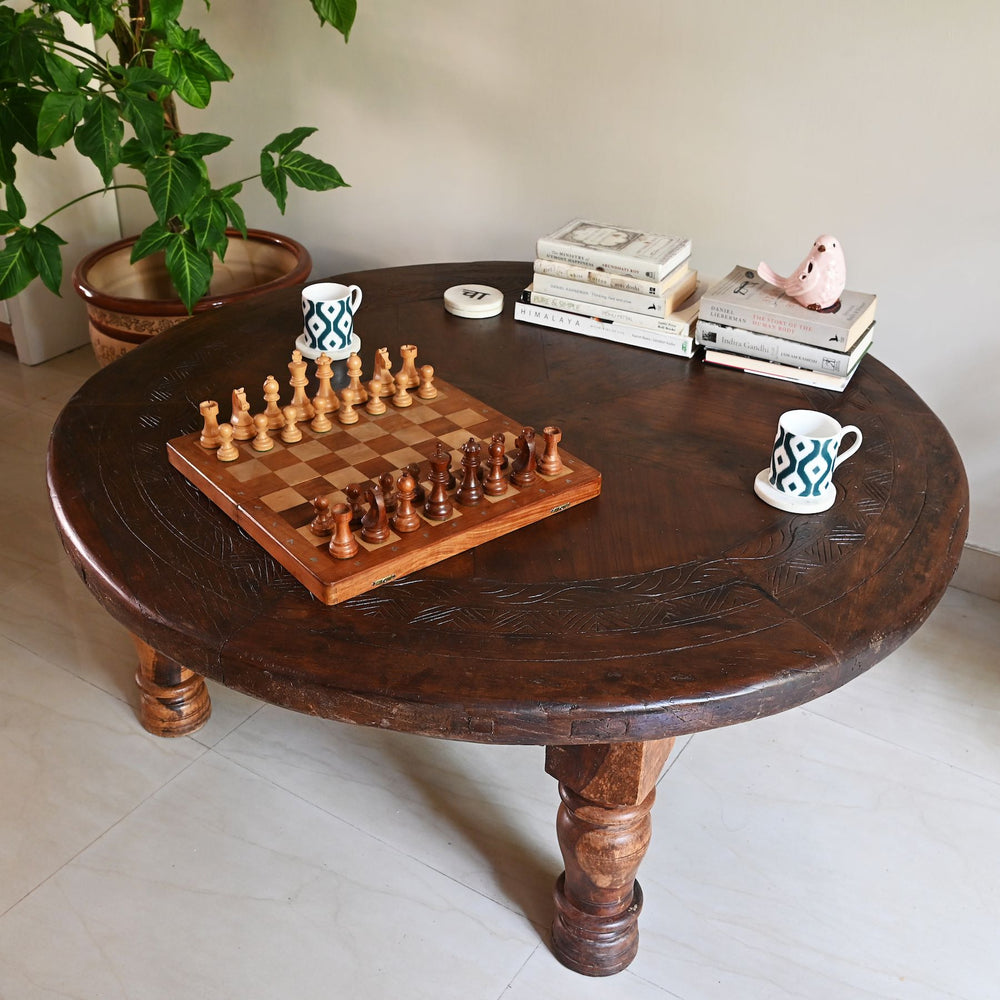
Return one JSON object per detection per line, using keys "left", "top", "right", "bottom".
{"left": 342, "top": 352, "right": 368, "bottom": 405}
{"left": 757, "top": 235, "right": 846, "bottom": 311}
{"left": 379, "top": 472, "right": 398, "bottom": 515}
{"left": 391, "top": 473, "right": 421, "bottom": 533}
{"left": 373, "top": 347, "right": 394, "bottom": 397}
{"left": 337, "top": 389, "right": 359, "bottom": 424}
{"left": 344, "top": 483, "right": 365, "bottom": 526}
{"left": 483, "top": 433, "right": 508, "bottom": 496}
{"left": 280, "top": 405, "right": 302, "bottom": 443}
{"left": 251, "top": 413, "right": 274, "bottom": 451}
{"left": 392, "top": 370, "right": 412, "bottom": 408}
{"left": 417, "top": 364, "right": 437, "bottom": 400}
{"left": 216, "top": 422, "right": 239, "bottom": 462}
{"left": 538, "top": 425, "right": 564, "bottom": 476}
{"left": 311, "top": 393, "right": 334, "bottom": 433}
{"left": 510, "top": 426, "right": 537, "bottom": 487}
{"left": 312, "top": 353, "right": 339, "bottom": 417}
{"left": 366, "top": 378, "right": 386, "bottom": 415}
{"left": 360, "top": 484, "right": 390, "bottom": 544}
{"left": 328, "top": 503, "right": 359, "bottom": 559}
{"left": 405, "top": 464, "right": 427, "bottom": 505}
{"left": 308, "top": 496, "right": 336, "bottom": 536}
{"left": 288, "top": 349, "right": 315, "bottom": 421}
{"left": 455, "top": 437, "right": 484, "bottom": 506}
{"left": 199, "top": 400, "right": 222, "bottom": 449}
{"left": 230, "top": 387, "right": 254, "bottom": 440}
{"left": 424, "top": 443, "right": 453, "bottom": 520}
{"left": 399, "top": 344, "right": 420, "bottom": 388}
{"left": 262, "top": 375, "right": 285, "bottom": 430}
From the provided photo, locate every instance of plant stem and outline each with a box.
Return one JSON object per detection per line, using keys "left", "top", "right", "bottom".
{"left": 37, "top": 185, "right": 148, "bottom": 226}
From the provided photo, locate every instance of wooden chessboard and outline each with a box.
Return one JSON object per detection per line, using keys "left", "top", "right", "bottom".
{"left": 167, "top": 374, "right": 602, "bottom": 605}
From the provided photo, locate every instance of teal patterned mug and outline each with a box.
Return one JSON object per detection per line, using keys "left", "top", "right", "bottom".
{"left": 298, "top": 282, "right": 363, "bottom": 360}
{"left": 768, "top": 409, "right": 862, "bottom": 498}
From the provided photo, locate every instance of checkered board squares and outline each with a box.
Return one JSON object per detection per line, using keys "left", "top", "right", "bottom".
{"left": 167, "top": 375, "right": 601, "bottom": 605}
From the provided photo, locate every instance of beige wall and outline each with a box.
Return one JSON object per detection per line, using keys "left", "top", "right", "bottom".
{"left": 129, "top": 0, "right": 999, "bottom": 551}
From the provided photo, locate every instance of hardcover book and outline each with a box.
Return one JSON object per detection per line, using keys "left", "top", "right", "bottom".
{"left": 514, "top": 301, "right": 697, "bottom": 358}
{"left": 703, "top": 344, "right": 870, "bottom": 392}
{"left": 699, "top": 266, "right": 877, "bottom": 350}
{"left": 523, "top": 285, "right": 702, "bottom": 336}
{"left": 536, "top": 219, "right": 691, "bottom": 281}
{"left": 695, "top": 319, "right": 875, "bottom": 377}
{"left": 531, "top": 269, "right": 698, "bottom": 317}
{"left": 532, "top": 258, "right": 691, "bottom": 296}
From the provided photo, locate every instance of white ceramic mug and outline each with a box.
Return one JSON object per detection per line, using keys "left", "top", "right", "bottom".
{"left": 298, "top": 282, "right": 362, "bottom": 360}
{"left": 755, "top": 409, "right": 862, "bottom": 512}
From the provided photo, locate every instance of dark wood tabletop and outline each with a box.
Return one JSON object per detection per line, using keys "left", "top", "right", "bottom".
{"left": 47, "top": 261, "right": 968, "bottom": 975}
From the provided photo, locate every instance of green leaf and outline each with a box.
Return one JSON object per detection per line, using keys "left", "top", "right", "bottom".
{"left": 260, "top": 150, "right": 288, "bottom": 213}
{"left": 42, "top": 50, "right": 79, "bottom": 91}
{"left": 6, "top": 19, "right": 46, "bottom": 80}
{"left": 144, "top": 154, "right": 203, "bottom": 223}
{"left": 5, "top": 183, "right": 27, "bottom": 222}
{"left": 152, "top": 44, "right": 212, "bottom": 108}
{"left": 309, "top": 0, "right": 357, "bottom": 40}
{"left": 172, "top": 132, "right": 232, "bottom": 158}
{"left": 0, "top": 89, "right": 45, "bottom": 157}
{"left": 148, "top": 0, "right": 184, "bottom": 31}
{"left": 0, "top": 230, "right": 38, "bottom": 299}
{"left": 0, "top": 143, "right": 16, "bottom": 186}
{"left": 74, "top": 94, "right": 124, "bottom": 185}
{"left": 130, "top": 220, "right": 175, "bottom": 263}
{"left": 120, "top": 88, "right": 166, "bottom": 152}
{"left": 219, "top": 194, "right": 247, "bottom": 239}
{"left": 280, "top": 150, "right": 348, "bottom": 192}
{"left": 37, "top": 92, "right": 86, "bottom": 151}
{"left": 119, "top": 138, "right": 154, "bottom": 170}
{"left": 187, "top": 191, "right": 229, "bottom": 252}
{"left": 263, "top": 127, "right": 316, "bottom": 156}
{"left": 165, "top": 233, "right": 214, "bottom": 312}
{"left": 23, "top": 224, "right": 66, "bottom": 294}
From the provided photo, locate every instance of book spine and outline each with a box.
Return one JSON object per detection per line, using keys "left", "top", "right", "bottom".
{"left": 523, "top": 288, "right": 693, "bottom": 336}
{"left": 531, "top": 272, "right": 697, "bottom": 318}
{"left": 514, "top": 301, "right": 695, "bottom": 357}
{"left": 695, "top": 319, "right": 860, "bottom": 376}
{"left": 532, "top": 258, "right": 686, "bottom": 296}
{"left": 535, "top": 239, "right": 690, "bottom": 282}
{"left": 699, "top": 298, "right": 848, "bottom": 349}
{"left": 703, "top": 349, "right": 855, "bottom": 391}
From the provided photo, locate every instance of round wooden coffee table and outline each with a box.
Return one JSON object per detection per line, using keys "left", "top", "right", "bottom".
{"left": 47, "top": 262, "right": 968, "bottom": 976}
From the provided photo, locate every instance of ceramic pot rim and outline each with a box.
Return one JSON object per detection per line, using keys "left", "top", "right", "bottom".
{"left": 71, "top": 228, "right": 312, "bottom": 317}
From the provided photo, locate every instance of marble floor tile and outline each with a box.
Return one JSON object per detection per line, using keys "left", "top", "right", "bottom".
{"left": 0, "top": 752, "right": 540, "bottom": 1000}
{"left": 0, "top": 635, "right": 203, "bottom": 915}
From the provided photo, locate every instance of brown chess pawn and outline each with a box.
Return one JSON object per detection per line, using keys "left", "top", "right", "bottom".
{"left": 392, "top": 370, "right": 412, "bottom": 408}
{"left": 280, "top": 405, "right": 302, "bottom": 443}
{"left": 418, "top": 364, "right": 438, "bottom": 400}
{"left": 483, "top": 433, "right": 508, "bottom": 496}
{"left": 308, "top": 496, "right": 336, "bottom": 536}
{"left": 262, "top": 375, "right": 285, "bottom": 430}
{"left": 216, "top": 422, "right": 239, "bottom": 462}
{"left": 199, "top": 400, "right": 222, "bottom": 449}
{"left": 399, "top": 344, "right": 420, "bottom": 388}
{"left": 379, "top": 472, "right": 398, "bottom": 515}
{"left": 251, "top": 413, "right": 274, "bottom": 451}
{"left": 391, "top": 473, "right": 421, "bottom": 533}
{"left": 328, "top": 503, "right": 359, "bottom": 559}
{"left": 510, "top": 426, "right": 537, "bottom": 487}
{"left": 538, "top": 425, "right": 564, "bottom": 476}
{"left": 230, "top": 387, "right": 255, "bottom": 440}
{"left": 344, "top": 483, "right": 366, "bottom": 526}
{"left": 405, "top": 464, "right": 427, "bottom": 505}
{"left": 366, "top": 378, "right": 386, "bottom": 415}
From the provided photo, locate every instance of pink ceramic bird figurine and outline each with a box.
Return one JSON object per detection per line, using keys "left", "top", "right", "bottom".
{"left": 757, "top": 235, "right": 846, "bottom": 311}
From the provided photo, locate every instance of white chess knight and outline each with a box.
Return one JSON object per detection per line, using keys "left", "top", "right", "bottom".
{"left": 757, "top": 234, "right": 846, "bottom": 311}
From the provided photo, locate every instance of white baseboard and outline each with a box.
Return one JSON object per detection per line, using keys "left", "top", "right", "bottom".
{"left": 952, "top": 545, "right": 1000, "bottom": 603}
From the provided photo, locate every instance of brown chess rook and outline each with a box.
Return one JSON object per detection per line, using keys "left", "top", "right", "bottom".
{"left": 328, "top": 503, "right": 359, "bottom": 559}
{"left": 539, "top": 425, "right": 565, "bottom": 476}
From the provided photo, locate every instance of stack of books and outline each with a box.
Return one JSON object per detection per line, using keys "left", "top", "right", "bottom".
{"left": 696, "top": 266, "right": 877, "bottom": 391}
{"left": 514, "top": 219, "right": 705, "bottom": 357}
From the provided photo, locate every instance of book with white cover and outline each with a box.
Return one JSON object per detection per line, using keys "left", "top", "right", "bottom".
{"left": 699, "top": 266, "right": 877, "bottom": 350}
{"left": 695, "top": 319, "right": 875, "bottom": 377}
{"left": 536, "top": 219, "right": 691, "bottom": 281}
{"left": 532, "top": 258, "right": 691, "bottom": 296}
{"left": 532, "top": 269, "right": 698, "bottom": 317}
{"left": 514, "top": 301, "right": 696, "bottom": 358}
{"left": 703, "top": 344, "right": 870, "bottom": 392}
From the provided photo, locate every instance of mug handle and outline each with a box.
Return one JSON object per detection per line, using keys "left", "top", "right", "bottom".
{"left": 348, "top": 285, "right": 363, "bottom": 312}
{"left": 834, "top": 425, "right": 862, "bottom": 468}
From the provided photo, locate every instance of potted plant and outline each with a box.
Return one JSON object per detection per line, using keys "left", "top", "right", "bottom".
{"left": 0, "top": 0, "right": 355, "bottom": 361}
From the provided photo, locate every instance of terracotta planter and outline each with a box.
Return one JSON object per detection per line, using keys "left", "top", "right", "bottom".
{"left": 72, "top": 229, "right": 311, "bottom": 366}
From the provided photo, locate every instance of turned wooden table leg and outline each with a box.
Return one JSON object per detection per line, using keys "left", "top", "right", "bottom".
{"left": 131, "top": 635, "right": 212, "bottom": 737}
{"left": 545, "top": 738, "right": 674, "bottom": 976}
